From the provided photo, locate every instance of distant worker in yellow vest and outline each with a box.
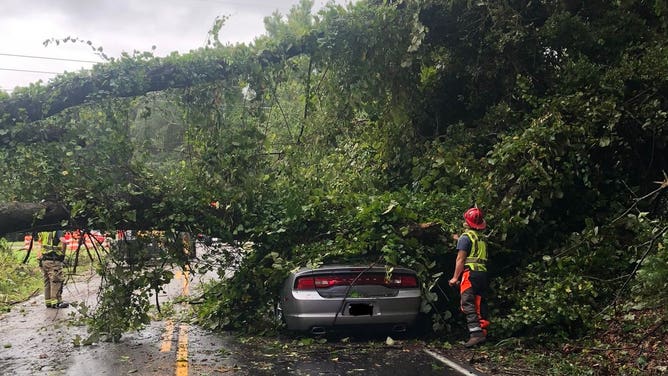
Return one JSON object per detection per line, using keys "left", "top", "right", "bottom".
{"left": 449, "top": 207, "right": 490, "bottom": 347}
{"left": 38, "top": 230, "right": 69, "bottom": 309}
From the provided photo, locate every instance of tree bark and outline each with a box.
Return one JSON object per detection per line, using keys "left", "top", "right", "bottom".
{"left": 0, "top": 201, "right": 69, "bottom": 236}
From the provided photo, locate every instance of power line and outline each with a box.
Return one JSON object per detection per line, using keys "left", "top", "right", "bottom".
{"left": 0, "top": 67, "right": 60, "bottom": 74}
{"left": 0, "top": 53, "right": 101, "bottom": 64}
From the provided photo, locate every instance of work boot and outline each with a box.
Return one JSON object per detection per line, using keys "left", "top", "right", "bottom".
{"left": 464, "top": 332, "right": 486, "bottom": 348}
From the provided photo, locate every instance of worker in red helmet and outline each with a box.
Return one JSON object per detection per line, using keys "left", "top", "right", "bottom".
{"left": 449, "top": 207, "right": 490, "bottom": 347}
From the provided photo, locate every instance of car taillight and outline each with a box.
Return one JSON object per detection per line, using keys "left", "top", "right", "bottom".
{"left": 295, "top": 273, "right": 419, "bottom": 289}
{"left": 315, "top": 275, "right": 365, "bottom": 288}
{"left": 295, "top": 277, "right": 316, "bottom": 290}
{"left": 294, "top": 276, "right": 348, "bottom": 289}
{"left": 386, "top": 275, "right": 418, "bottom": 288}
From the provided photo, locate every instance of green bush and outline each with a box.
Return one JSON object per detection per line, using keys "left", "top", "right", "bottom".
{"left": 494, "top": 261, "right": 598, "bottom": 338}
{"left": 632, "top": 228, "right": 668, "bottom": 310}
{"left": 0, "top": 239, "right": 42, "bottom": 312}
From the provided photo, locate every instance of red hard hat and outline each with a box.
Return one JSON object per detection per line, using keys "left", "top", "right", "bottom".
{"left": 463, "top": 207, "right": 486, "bottom": 230}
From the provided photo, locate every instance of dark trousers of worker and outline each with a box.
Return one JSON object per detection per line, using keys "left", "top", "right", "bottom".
{"left": 459, "top": 269, "right": 490, "bottom": 337}
{"left": 41, "top": 259, "right": 65, "bottom": 306}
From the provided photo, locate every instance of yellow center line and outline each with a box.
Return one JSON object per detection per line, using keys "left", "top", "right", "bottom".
{"left": 182, "top": 265, "right": 190, "bottom": 296}
{"left": 160, "top": 319, "right": 175, "bottom": 352}
{"left": 175, "top": 265, "right": 191, "bottom": 376}
{"left": 159, "top": 266, "right": 192, "bottom": 375}
{"left": 175, "top": 324, "right": 189, "bottom": 376}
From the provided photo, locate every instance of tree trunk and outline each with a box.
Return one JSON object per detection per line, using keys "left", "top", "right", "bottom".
{"left": 0, "top": 201, "right": 68, "bottom": 236}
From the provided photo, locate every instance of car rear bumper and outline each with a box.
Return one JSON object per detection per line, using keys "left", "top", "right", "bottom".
{"left": 282, "top": 290, "right": 421, "bottom": 331}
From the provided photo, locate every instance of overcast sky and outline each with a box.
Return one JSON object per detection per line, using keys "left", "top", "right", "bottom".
{"left": 0, "top": 0, "right": 347, "bottom": 93}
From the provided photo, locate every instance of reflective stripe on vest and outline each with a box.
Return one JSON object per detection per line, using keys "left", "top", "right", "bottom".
{"left": 463, "top": 230, "right": 487, "bottom": 272}
{"left": 38, "top": 231, "right": 63, "bottom": 255}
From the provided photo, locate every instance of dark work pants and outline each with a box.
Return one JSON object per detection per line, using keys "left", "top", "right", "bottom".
{"left": 460, "top": 269, "right": 490, "bottom": 336}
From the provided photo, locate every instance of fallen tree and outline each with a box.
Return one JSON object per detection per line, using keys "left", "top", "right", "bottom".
{"left": 0, "top": 54, "right": 228, "bottom": 127}
{"left": 0, "top": 201, "right": 69, "bottom": 235}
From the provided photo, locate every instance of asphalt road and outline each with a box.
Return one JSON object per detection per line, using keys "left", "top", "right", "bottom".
{"left": 0, "top": 250, "right": 472, "bottom": 376}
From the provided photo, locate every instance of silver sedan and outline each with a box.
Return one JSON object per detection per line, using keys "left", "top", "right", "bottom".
{"left": 278, "top": 265, "right": 421, "bottom": 334}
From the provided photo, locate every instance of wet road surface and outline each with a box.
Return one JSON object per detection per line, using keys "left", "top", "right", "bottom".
{"left": 229, "top": 336, "right": 458, "bottom": 376}
{"left": 0, "top": 254, "right": 469, "bottom": 375}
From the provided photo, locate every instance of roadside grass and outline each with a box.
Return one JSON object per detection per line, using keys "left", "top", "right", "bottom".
{"left": 0, "top": 239, "right": 104, "bottom": 313}
{"left": 0, "top": 241, "right": 42, "bottom": 313}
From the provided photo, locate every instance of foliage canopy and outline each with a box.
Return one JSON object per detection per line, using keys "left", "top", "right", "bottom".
{"left": 0, "top": 0, "right": 666, "bottom": 343}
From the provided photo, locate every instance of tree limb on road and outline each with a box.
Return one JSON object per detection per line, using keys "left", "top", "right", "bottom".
{"left": 0, "top": 201, "right": 69, "bottom": 235}
{"left": 0, "top": 194, "right": 167, "bottom": 236}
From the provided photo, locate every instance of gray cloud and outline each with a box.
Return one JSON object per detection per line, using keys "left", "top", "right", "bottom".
{"left": 1, "top": 0, "right": 332, "bottom": 30}
{"left": 0, "top": 0, "right": 348, "bottom": 91}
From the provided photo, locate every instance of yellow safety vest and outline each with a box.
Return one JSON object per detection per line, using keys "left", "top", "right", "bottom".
{"left": 38, "top": 231, "right": 64, "bottom": 255}
{"left": 463, "top": 230, "right": 487, "bottom": 272}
